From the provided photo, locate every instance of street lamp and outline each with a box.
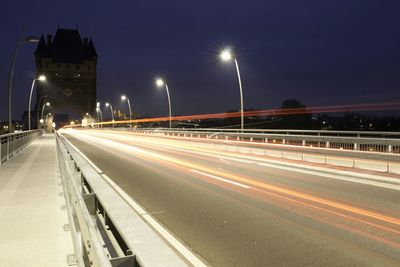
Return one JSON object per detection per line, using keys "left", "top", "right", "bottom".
{"left": 105, "top": 102, "right": 114, "bottom": 128}
{"left": 155, "top": 78, "right": 172, "bottom": 129}
{"left": 220, "top": 48, "right": 245, "bottom": 130}
{"left": 96, "top": 102, "right": 103, "bottom": 128}
{"left": 41, "top": 102, "right": 50, "bottom": 129}
{"left": 121, "top": 95, "right": 132, "bottom": 127}
{"left": 7, "top": 34, "right": 40, "bottom": 132}
{"left": 28, "top": 75, "right": 46, "bottom": 130}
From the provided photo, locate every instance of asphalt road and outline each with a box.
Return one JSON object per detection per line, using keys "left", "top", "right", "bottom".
{"left": 61, "top": 129, "right": 400, "bottom": 267}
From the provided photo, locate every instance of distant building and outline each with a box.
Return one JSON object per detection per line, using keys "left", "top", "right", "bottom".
{"left": 34, "top": 28, "right": 98, "bottom": 128}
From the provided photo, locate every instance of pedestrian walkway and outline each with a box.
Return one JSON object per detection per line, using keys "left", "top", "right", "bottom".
{"left": 0, "top": 135, "right": 73, "bottom": 267}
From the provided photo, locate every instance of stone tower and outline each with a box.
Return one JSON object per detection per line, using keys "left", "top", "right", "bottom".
{"left": 34, "top": 28, "right": 98, "bottom": 122}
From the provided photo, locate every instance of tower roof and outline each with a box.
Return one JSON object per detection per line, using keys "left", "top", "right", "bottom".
{"left": 34, "top": 35, "right": 47, "bottom": 56}
{"left": 86, "top": 39, "right": 98, "bottom": 59}
{"left": 35, "top": 28, "right": 98, "bottom": 63}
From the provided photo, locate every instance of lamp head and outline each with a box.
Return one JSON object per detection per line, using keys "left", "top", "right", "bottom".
{"left": 105, "top": 102, "right": 110, "bottom": 107}
{"left": 37, "top": 75, "right": 46, "bottom": 81}
{"left": 155, "top": 78, "right": 164, "bottom": 87}
{"left": 39, "top": 119, "right": 44, "bottom": 124}
{"left": 24, "top": 36, "right": 40, "bottom": 43}
{"left": 220, "top": 49, "right": 233, "bottom": 61}
{"left": 45, "top": 102, "right": 50, "bottom": 106}
{"left": 121, "top": 95, "right": 127, "bottom": 101}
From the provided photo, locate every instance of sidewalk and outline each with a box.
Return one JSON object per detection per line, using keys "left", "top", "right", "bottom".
{"left": 0, "top": 135, "right": 73, "bottom": 267}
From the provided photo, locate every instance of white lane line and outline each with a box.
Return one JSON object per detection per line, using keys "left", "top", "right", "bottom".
{"left": 141, "top": 214, "right": 206, "bottom": 267}
{"left": 221, "top": 157, "right": 254, "bottom": 164}
{"left": 101, "top": 174, "right": 147, "bottom": 215}
{"left": 63, "top": 137, "right": 103, "bottom": 174}
{"left": 219, "top": 158, "right": 231, "bottom": 164}
{"left": 61, "top": 134, "right": 207, "bottom": 267}
{"left": 256, "top": 162, "right": 400, "bottom": 191}
{"left": 190, "top": 169, "right": 251, "bottom": 189}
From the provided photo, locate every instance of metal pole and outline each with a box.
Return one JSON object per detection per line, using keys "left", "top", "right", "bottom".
{"left": 109, "top": 105, "right": 114, "bottom": 128}
{"left": 127, "top": 98, "right": 132, "bottom": 128}
{"left": 234, "top": 58, "right": 244, "bottom": 130}
{"left": 165, "top": 84, "right": 172, "bottom": 129}
{"left": 99, "top": 108, "right": 103, "bottom": 128}
{"left": 36, "top": 96, "right": 46, "bottom": 128}
{"left": 41, "top": 104, "right": 46, "bottom": 122}
{"left": 28, "top": 79, "right": 36, "bottom": 130}
{"left": 7, "top": 40, "right": 22, "bottom": 133}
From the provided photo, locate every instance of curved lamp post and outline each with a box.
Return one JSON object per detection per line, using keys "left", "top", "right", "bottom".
{"left": 40, "top": 102, "right": 50, "bottom": 129}
{"left": 220, "top": 49, "right": 244, "bottom": 130}
{"left": 155, "top": 78, "right": 172, "bottom": 129}
{"left": 105, "top": 102, "right": 114, "bottom": 128}
{"left": 121, "top": 95, "right": 132, "bottom": 127}
{"left": 8, "top": 35, "right": 40, "bottom": 132}
{"left": 28, "top": 75, "right": 46, "bottom": 130}
{"left": 96, "top": 102, "right": 103, "bottom": 128}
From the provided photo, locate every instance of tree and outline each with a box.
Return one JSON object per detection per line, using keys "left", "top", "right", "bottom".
{"left": 278, "top": 99, "right": 312, "bottom": 129}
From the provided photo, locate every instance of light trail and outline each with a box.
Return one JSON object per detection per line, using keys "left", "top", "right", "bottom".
{"left": 63, "top": 129, "right": 400, "bottom": 262}
{"left": 64, "top": 101, "right": 400, "bottom": 127}
{"left": 65, "top": 130, "right": 400, "bottom": 228}
{"left": 69, "top": 129, "right": 400, "bottom": 191}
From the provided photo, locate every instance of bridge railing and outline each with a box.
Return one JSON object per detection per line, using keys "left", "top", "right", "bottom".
{"left": 0, "top": 130, "right": 43, "bottom": 165}
{"left": 123, "top": 128, "right": 400, "bottom": 154}
{"left": 55, "top": 131, "right": 191, "bottom": 267}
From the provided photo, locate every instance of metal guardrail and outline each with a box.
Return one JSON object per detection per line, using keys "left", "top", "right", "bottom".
{"left": 123, "top": 128, "right": 400, "bottom": 154}
{"left": 0, "top": 130, "right": 43, "bottom": 165}
{"left": 55, "top": 131, "right": 190, "bottom": 267}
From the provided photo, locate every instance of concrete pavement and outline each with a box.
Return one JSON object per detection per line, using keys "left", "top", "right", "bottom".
{"left": 0, "top": 135, "right": 73, "bottom": 267}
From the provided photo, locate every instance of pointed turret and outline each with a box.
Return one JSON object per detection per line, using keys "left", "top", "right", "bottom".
{"left": 34, "top": 35, "right": 47, "bottom": 57}
{"left": 85, "top": 39, "right": 98, "bottom": 59}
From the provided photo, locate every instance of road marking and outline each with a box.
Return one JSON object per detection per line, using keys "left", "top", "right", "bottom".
{"left": 190, "top": 169, "right": 251, "bottom": 189}
{"left": 221, "top": 157, "right": 254, "bottom": 164}
{"left": 64, "top": 138, "right": 103, "bottom": 174}
{"left": 256, "top": 162, "right": 400, "bottom": 191}
{"left": 61, "top": 134, "right": 207, "bottom": 267}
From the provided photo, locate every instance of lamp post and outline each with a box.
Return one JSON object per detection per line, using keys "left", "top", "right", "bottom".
{"left": 105, "top": 102, "right": 114, "bottom": 128}
{"left": 7, "top": 35, "right": 40, "bottom": 132}
{"left": 155, "top": 78, "right": 172, "bottom": 129}
{"left": 121, "top": 95, "right": 132, "bottom": 127}
{"left": 41, "top": 102, "right": 50, "bottom": 129}
{"left": 96, "top": 102, "right": 103, "bottom": 128}
{"left": 220, "top": 49, "right": 244, "bottom": 130}
{"left": 28, "top": 75, "right": 46, "bottom": 130}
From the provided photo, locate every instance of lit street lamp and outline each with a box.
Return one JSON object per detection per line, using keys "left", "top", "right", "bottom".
{"left": 121, "top": 95, "right": 132, "bottom": 127}
{"left": 105, "top": 102, "right": 114, "bottom": 128}
{"left": 28, "top": 75, "right": 46, "bottom": 130}
{"left": 220, "top": 48, "right": 245, "bottom": 130}
{"left": 41, "top": 102, "right": 50, "bottom": 129}
{"left": 96, "top": 102, "right": 103, "bottom": 128}
{"left": 155, "top": 78, "right": 172, "bottom": 129}
{"left": 7, "top": 34, "right": 40, "bottom": 132}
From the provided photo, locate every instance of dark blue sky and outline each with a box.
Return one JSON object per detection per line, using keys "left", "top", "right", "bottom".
{"left": 1, "top": 0, "right": 400, "bottom": 120}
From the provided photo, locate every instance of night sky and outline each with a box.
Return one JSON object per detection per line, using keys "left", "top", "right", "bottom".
{"left": 1, "top": 0, "right": 400, "bottom": 121}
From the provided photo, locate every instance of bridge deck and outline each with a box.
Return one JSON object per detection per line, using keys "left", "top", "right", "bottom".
{"left": 0, "top": 134, "right": 73, "bottom": 267}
